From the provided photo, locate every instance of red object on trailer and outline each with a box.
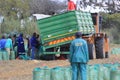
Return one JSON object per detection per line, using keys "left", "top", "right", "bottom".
{"left": 67, "top": 0, "right": 76, "bottom": 11}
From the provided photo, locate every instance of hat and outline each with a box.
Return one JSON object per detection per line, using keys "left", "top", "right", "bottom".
{"left": 75, "top": 32, "right": 82, "bottom": 37}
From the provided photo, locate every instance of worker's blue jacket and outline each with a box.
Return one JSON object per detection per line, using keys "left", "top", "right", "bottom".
{"left": 17, "top": 34, "right": 25, "bottom": 53}
{"left": 30, "top": 36, "right": 37, "bottom": 47}
{"left": 69, "top": 38, "right": 89, "bottom": 63}
{"left": 0, "top": 39, "right": 7, "bottom": 50}
{"left": 5, "top": 38, "right": 13, "bottom": 49}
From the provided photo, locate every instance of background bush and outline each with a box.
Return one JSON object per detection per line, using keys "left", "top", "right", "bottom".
{"left": 102, "top": 13, "right": 120, "bottom": 44}
{"left": 0, "top": 18, "right": 37, "bottom": 37}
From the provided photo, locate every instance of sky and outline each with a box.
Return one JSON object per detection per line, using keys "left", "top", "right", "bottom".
{"left": 58, "top": 0, "right": 77, "bottom": 3}
{"left": 67, "top": 0, "right": 109, "bottom": 13}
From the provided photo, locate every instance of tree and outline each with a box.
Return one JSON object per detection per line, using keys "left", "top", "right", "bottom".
{"left": 29, "top": 0, "right": 66, "bottom": 15}
{"left": 0, "top": 0, "right": 30, "bottom": 19}
{"left": 76, "top": 0, "right": 120, "bottom": 13}
{"left": 101, "top": 13, "right": 120, "bottom": 43}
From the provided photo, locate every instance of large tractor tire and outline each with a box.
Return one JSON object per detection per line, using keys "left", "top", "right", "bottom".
{"left": 40, "top": 48, "right": 56, "bottom": 60}
{"left": 95, "top": 37, "right": 104, "bottom": 59}
{"left": 40, "top": 54, "right": 55, "bottom": 60}
{"left": 88, "top": 43, "right": 94, "bottom": 59}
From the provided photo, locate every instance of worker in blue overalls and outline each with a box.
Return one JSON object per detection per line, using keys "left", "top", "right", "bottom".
{"left": 0, "top": 35, "right": 7, "bottom": 60}
{"left": 30, "top": 32, "right": 37, "bottom": 59}
{"left": 69, "top": 32, "right": 89, "bottom": 80}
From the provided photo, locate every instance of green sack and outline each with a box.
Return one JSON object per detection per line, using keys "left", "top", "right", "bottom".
{"left": 25, "top": 45, "right": 28, "bottom": 53}
{"left": 42, "top": 66, "right": 51, "bottom": 80}
{"left": 0, "top": 50, "right": 8, "bottom": 60}
{"left": 103, "top": 63, "right": 118, "bottom": 70}
{"left": 19, "top": 54, "right": 31, "bottom": 60}
{"left": 14, "top": 46, "right": 17, "bottom": 58}
{"left": 88, "top": 65, "right": 99, "bottom": 80}
{"left": 33, "top": 67, "right": 44, "bottom": 80}
{"left": 51, "top": 66, "right": 64, "bottom": 80}
{"left": 0, "top": 51, "right": 2, "bottom": 60}
{"left": 111, "top": 48, "right": 120, "bottom": 54}
{"left": 3, "top": 51, "right": 9, "bottom": 60}
{"left": 103, "top": 64, "right": 112, "bottom": 68}
{"left": 10, "top": 51, "right": 15, "bottom": 60}
{"left": 103, "top": 63, "right": 119, "bottom": 80}
{"left": 64, "top": 67, "right": 72, "bottom": 80}
{"left": 98, "top": 65, "right": 104, "bottom": 80}
{"left": 87, "top": 65, "right": 89, "bottom": 80}
{"left": 110, "top": 70, "right": 120, "bottom": 80}
{"left": 103, "top": 66, "right": 110, "bottom": 80}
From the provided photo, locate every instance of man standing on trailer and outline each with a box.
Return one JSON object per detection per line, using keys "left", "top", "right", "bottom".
{"left": 67, "top": 0, "right": 76, "bottom": 11}
{"left": 69, "top": 32, "right": 89, "bottom": 80}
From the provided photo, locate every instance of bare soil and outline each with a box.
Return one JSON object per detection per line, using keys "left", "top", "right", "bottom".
{"left": 0, "top": 54, "right": 120, "bottom": 80}
{"left": 0, "top": 43, "right": 120, "bottom": 80}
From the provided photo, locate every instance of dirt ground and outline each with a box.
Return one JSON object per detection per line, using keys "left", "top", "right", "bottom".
{"left": 0, "top": 54, "right": 120, "bottom": 80}
{"left": 0, "top": 44, "right": 120, "bottom": 80}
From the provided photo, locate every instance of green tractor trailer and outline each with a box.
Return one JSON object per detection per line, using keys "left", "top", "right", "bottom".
{"left": 37, "top": 11, "right": 109, "bottom": 60}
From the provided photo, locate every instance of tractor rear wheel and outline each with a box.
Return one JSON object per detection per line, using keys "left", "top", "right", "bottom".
{"left": 95, "top": 37, "right": 104, "bottom": 59}
{"left": 88, "top": 43, "right": 94, "bottom": 59}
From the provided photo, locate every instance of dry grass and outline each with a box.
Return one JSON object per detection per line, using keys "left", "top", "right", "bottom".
{"left": 0, "top": 44, "right": 120, "bottom": 80}
{"left": 0, "top": 55, "right": 120, "bottom": 80}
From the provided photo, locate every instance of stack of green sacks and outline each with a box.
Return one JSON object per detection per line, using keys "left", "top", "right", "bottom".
{"left": 0, "top": 50, "right": 16, "bottom": 60}
{"left": 10, "top": 51, "right": 15, "bottom": 60}
{"left": 88, "top": 63, "right": 119, "bottom": 80}
{"left": 0, "top": 50, "right": 9, "bottom": 60}
{"left": 88, "top": 64, "right": 99, "bottom": 80}
{"left": 33, "top": 66, "right": 51, "bottom": 80}
{"left": 63, "top": 67, "right": 72, "bottom": 80}
{"left": 33, "top": 67, "right": 44, "bottom": 80}
{"left": 0, "top": 51, "right": 2, "bottom": 60}
{"left": 51, "top": 67, "right": 64, "bottom": 80}
{"left": 110, "top": 70, "right": 120, "bottom": 80}
{"left": 111, "top": 48, "right": 120, "bottom": 54}
{"left": 44, "top": 66, "right": 51, "bottom": 80}
{"left": 18, "top": 54, "right": 31, "bottom": 60}
{"left": 33, "top": 63, "right": 120, "bottom": 80}
{"left": 33, "top": 66, "right": 72, "bottom": 80}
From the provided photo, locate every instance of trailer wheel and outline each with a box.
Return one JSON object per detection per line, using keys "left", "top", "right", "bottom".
{"left": 95, "top": 37, "right": 104, "bottom": 59}
{"left": 88, "top": 43, "right": 94, "bottom": 59}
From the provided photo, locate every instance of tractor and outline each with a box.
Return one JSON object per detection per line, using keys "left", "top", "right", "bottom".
{"left": 36, "top": 11, "right": 109, "bottom": 60}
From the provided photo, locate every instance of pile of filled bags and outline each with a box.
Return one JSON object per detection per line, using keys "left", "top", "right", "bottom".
{"left": 111, "top": 48, "right": 120, "bottom": 54}
{"left": 0, "top": 50, "right": 31, "bottom": 60}
{"left": 33, "top": 63, "right": 120, "bottom": 80}
{"left": 0, "top": 50, "right": 15, "bottom": 60}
